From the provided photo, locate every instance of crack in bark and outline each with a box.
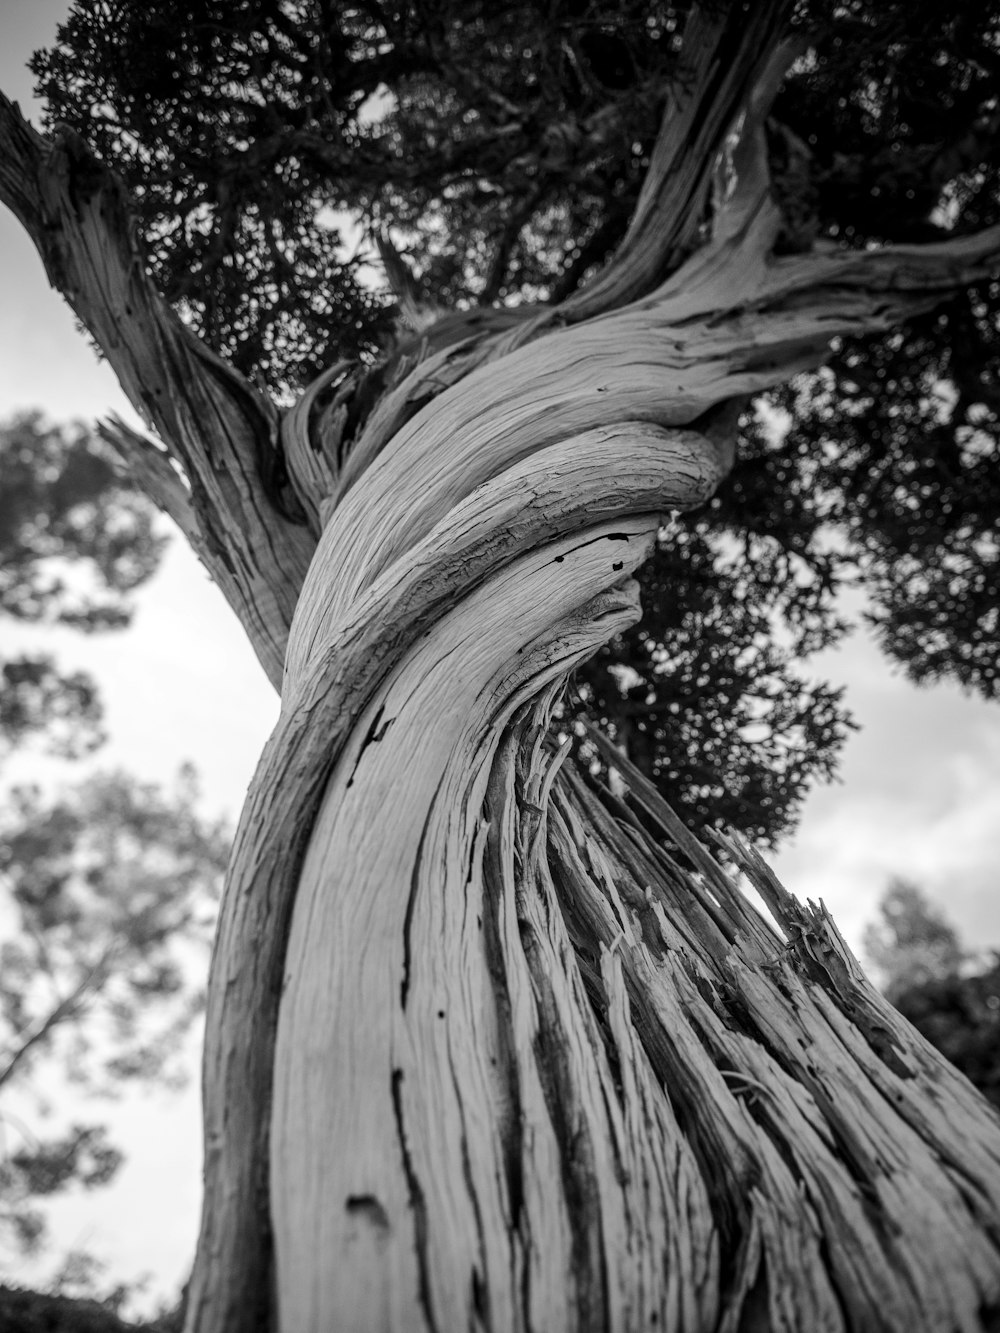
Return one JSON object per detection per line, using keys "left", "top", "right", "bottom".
{"left": 520, "top": 930, "right": 610, "bottom": 1332}
{"left": 390, "top": 1068, "right": 440, "bottom": 1333}
{"left": 345, "top": 702, "right": 391, "bottom": 789}
{"left": 447, "top": 1040, "right": 493, "bottom": 1331}
{"left": 401, "top": 810, "right": 435, "bottom": 1011}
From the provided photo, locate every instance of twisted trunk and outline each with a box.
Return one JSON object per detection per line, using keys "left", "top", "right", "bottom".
{"left": 4, "top": 19, "right": 1000, "bottom": 1331}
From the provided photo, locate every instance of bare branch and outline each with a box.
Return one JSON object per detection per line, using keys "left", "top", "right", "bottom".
{"left": 373, "top": 230, "right": 428, "bottom": 330}
{"left": 0, "top": 90, "right": 315, "bottom": 688}
{"left": 562, "top": 0, "right": 794, "bottom": 320}
{"left": 0, "top": 950, "right": 115, "bottom": 1091}
{"left": 708, "top": 37, "right": 808, "bottom": 253}
{"left": 97, "top": 416, "right": 206, "bottom": 556}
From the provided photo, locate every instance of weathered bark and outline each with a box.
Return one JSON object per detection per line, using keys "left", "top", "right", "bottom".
{"left": 5, "top": 29, "right": 1000, "bottom": 1333}
{"left": 0, "top": 93, "right": 314, "bottom": 689}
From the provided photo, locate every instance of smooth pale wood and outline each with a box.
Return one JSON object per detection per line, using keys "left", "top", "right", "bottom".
{"left": 272, "top": 522, "right": 655, "bottom": 1330}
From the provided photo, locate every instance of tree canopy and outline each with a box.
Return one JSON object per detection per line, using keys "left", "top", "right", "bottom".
{"left": 23, "top": 0, "right": 1000, "bottom": 846}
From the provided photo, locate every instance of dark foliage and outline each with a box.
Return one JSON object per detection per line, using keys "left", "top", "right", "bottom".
{"left": 0, "top": 1127, "right": 123, "bottom": 1260}
{"left": 0, "top": 1283, "right": 182, "bottom": 1333}
{"left": 0, "top": 658, "right": 102, "bottom": 765}
{"left": 893, "top": 958, "right": 1000, "bottom": 1114}
{"left": 573, "top": 517, "right": 851, "bottom": 844}
{"left": 30, "top": 0, "right": 683, "bottom": 390}
{"left": 3, "top": 1126, "right": 122, "bottom": 1200}
{"left": 27, "top": 1, "right": 1000, "bottom": 842}
{"left": 864, "top": 880, "right": 1000, "bottom": 1114}
{"left": 0, "top": 413, "right": 164, "bottom": 631}
{"left": 770, "top": 0, "right": 1000, "bottom": 696}
{"left": 0, "top": 1284, "right": 137, "bottom": 1333}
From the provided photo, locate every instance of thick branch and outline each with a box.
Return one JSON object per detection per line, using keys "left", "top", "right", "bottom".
{"left": 0, "top": 91, "right": 314, "bottom": 688}
{"left": 562, "top": 0, "right": 793, "bottom": 319}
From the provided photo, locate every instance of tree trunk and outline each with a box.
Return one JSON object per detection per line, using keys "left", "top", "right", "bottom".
{"left": 4, "top": 21, "right": 1000, "bottom": 1331}
{"left": 255, "top": 313, "right": 1000, "bottom": 1330}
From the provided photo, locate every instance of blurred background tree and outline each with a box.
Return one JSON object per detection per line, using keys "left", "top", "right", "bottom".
{"left": 0, "top": 411, "right": 228, "bottom": 1315}
{"left": 0, "top": 412, "right": 165, "bottom": 766}
{"left": 864, "top": 879, "right": 1000, "bottom": 1113}
{"left": 0, "top": 768, "right": 230, "bottom": 1267}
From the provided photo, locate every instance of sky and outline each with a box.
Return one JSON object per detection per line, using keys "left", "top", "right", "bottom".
{"left": 1, "top": 0, "right": 999, "bottom": 1316}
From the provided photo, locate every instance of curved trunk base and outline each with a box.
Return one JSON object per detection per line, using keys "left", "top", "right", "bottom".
{"left": 271, "top": 657, "right": 1000, "bottom": 1333}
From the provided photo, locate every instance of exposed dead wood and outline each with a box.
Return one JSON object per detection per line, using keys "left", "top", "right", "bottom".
{"left": 272, "top": 527, "right": 654, "bottom": 1330}
{"left": 561, "top": 0, "right": 794, "bottom": 320}
{"left": 0, "top": 92, "right": 314, "bottom": 688}
{"left": 268, "top": 668, "right": 1000, "bottom": 1329}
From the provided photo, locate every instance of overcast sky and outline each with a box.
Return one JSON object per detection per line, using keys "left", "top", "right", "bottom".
{"left": 2, "top": 0, "right": 999, "bottom": 1315}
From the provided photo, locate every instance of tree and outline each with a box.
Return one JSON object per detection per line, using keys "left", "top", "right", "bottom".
{"left": 0, "top": 768, "right": 229, "bottom": 1269}
{"left": 0, "top": 413, "right": 224, "bottom": 1289}
{"left": 863, "top": 878, "right": 969, "bottom": 1002}
{"left": 862, "top": 882, "right": 1000, "bottom": 1113}
{"left": 3, "top": 2, "right": 1000, "bottom": 1329}
{"left": 0, "top": 1279, "right": 184, "bottom": 1333}
{"left": 0, "top": 411, "right": 165, "bottom": 766}
{"left": 893, "top": 957, "right": 1000, "bottom": 1115}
